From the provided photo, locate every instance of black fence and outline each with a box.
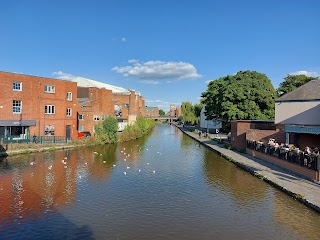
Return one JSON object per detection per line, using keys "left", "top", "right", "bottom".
{"left": 247, "top": 140, "right": 319, "bottom": 171}
{"left": 0, "top": 135, "right": 68, "bottom": 144}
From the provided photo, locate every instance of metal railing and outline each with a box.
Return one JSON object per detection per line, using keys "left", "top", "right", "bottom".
{"left": 0, "top": 135, "right": 68, "bottom": 144}
{"left": 247, "top": 140, "right": 319, "bottom": 171}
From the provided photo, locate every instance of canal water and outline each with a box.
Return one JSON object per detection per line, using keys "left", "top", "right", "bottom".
{"left": 0, "top": 125, "right": 319, "bottom": 240}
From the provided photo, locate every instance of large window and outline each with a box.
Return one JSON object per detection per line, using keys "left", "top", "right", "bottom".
{"left": 102, "top": 115, "right": 107, "bottom": 121}
{"left": 67, "top": 92, "right": 72, "bottom": 101}
{"left": 78, "top": 126, "right": 84, "bottom": 132}
{"left": 12, "top": 100, "right": 22, "bottom": 113}
{"left": 66, "top": 108, "right": 72, "bottom": 116}
{"left": 44, "top": 85, "right": 55, "bottom": 93}
{"left": 93, "top": 115, "right": 100, "bottom": 121}
{"left": 13, "top": 82, "right": 22, "bottom": 91}
{"left": 45, "top": 105, "right": 55, "bottom": 114}
{"left": 78, "top": 114, "right": 84, "bottom": 120}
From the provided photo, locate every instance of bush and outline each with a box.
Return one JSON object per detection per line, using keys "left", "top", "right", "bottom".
{"left": 94, "top": 115, "right": 119, "bottom": 144}
{"left": 120, "top": 116, "right": 156, "bottom": 142}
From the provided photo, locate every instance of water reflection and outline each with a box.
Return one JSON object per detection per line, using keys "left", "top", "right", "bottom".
{"left": 203, "top": 149, "right": 269, "bottom": 208}
{"left": 0, "top": 125, "right": 319, "bottom": 240}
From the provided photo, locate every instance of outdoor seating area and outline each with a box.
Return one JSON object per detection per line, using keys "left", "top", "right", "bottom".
{"left": 247, "top": 139, "right": 319, "bottom": 171}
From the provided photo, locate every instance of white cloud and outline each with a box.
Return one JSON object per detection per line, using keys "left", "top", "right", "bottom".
{"left": 52, "top": 71, "right": 76, "bottom": 81}
{"left": 128, "top": 59, "right": 139, "bottom": 63}
{"left": 205, "top": 80, "right": 212, "bottom": 84}
{"left": 121, "top": 37, "right": 127, "bottom": 42}
{"left": 289, "top": 70, "right": 319, "bottom": 78}
{"left": 112, "top": 60, "right": 202, "bottom": 80}
{"left": 139, "top": 80, "right": 160, "bottom": 85}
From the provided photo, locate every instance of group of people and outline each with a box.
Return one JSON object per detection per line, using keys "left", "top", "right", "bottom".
{"left": 267, "top": 138, "right": 290, "bottom": 149}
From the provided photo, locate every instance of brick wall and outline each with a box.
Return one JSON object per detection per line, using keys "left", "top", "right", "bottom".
{"left": 0, "top": 72, "right": 78, "bottom": 139}
{"left": 231, "top": 120, "right": 275, "bottom": 149}
{"left": 298, "top": 133, "right": 320, "bottom": 149}
{"left": 246, "top": 148, "right": 319, "bottom": 181}
{"left": 246, "top": 129, "right": 286, "bottom": 145}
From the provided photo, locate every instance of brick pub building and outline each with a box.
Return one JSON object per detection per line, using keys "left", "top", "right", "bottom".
{"left": 0, "top": 72, "right": 78, "bottom": 140}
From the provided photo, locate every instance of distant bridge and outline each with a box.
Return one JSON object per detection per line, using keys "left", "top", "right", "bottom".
{"left": 145, "top": 116, "right": 178, "bottom": 121}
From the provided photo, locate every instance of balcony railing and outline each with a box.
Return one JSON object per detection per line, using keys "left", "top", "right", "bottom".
{"left": 246, "top": 140, "right": 319, "bottom": 171}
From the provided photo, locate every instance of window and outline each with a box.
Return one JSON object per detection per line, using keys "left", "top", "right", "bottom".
{"left": 78, "top": 126, "right": 84, "bottom": 132}
{"left": 78, "top": 114, "right": 84, "bottom": 120}
{"left": 67, "top": 92, "right": 72, "bottom": 101}
{"left": 66, "top": 108, "right": 72, "bottom": 116}
{"left": 90, "top": 92, "right": 93, "bottom": 101}
{"left": 13, "top": 100, "right": 22, "bottom": 113}
{"left": 13, "top": 82, "right": 22, "bottom": 91}
{"left": 102, "top": 115, "right": 107, "bottom": 121}
{"left": 45, "top": 105, "right": 55, "bottom": 114}
{"left": 93, "top": 115, "right": 100, "bottom": 121}
{"left": 44, "top": 85, "right": 55, "bottom": 93}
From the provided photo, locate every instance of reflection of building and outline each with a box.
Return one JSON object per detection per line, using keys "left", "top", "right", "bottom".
{"left": 0, "top": 71, "right": 78, "bottom": 140}
{"left": 144, "top": 106, "right": 159, "bottom": 117}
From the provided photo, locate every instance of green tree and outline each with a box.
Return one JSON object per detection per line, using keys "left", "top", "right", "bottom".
{"left": 277, "top": 74, "right": 319, "bottom": 96}
{"left": 194, "top": 103, "right": 203, "bottom": 117}
{"left": 94, "top": 115, "right": 119, "bottom": 143}
{"left": 159, "top": 109, "right": 165, "bottom": 116}
{"left": 201, "top": 70, "right": 276, "bottom": 122}
{"left": 181, "top": 102, "right": 198, "bottom": 124}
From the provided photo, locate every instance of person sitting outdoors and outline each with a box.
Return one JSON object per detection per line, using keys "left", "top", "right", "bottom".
{"left": 304, "top": 146, "right": 311, "bottom": 155}
{"left": 274, "top": 141, "right": 279, "bottom": 148}
{"left": 283, "top": 142, "right": 290, "bottom": 149}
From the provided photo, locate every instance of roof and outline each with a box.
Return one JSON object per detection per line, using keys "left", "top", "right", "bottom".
{"left": 70, "top": 77, "right": 131, "bottom": 94}
{"left": 276, "top": 80, "right": 320, "bottom": 102}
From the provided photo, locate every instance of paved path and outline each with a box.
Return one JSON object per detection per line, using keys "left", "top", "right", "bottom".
{"left": 179, "top": 127, "right": 320, "bottom": 213}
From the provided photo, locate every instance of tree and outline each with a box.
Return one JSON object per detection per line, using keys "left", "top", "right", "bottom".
{"left": 277, "top": 74, "right": 319, "bottom": 96}
{"left": 181, "top": 102, "right": 198, "bottom": 124}
{"left": 159, "top": 109, "right": 165, "bottom": 116}
{"left": 94, "top": 115, "right": 119, "bottom": 143}
{"left": 193, "top": 103, "right": 203, "bottom": 117}
{"left": 201, "top": 70, "right": 276, "bottom": 122}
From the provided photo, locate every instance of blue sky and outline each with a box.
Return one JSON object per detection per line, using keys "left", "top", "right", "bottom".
{"left": 1, "top": 0, "right": 319, "bottom": 111}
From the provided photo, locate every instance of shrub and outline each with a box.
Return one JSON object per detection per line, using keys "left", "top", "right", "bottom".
{"left": 120, "top": 117, "right": 156, "bottom": 142}
{"left": 94, "top": 115, "right": 119, "bottom": 144}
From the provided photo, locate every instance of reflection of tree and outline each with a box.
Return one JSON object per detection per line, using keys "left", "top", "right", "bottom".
{"left": 117, "top": 132, "right": 150, "bottom": 163}
{"left": 203, "top": 149, "right": 268, "bottom": 207}
{"left": 180, "top": 133, "right": 193, "bottom": 149}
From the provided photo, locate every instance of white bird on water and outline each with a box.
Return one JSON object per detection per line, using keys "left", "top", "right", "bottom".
{"left": 103, "top": 161, "right": 106, "bottom": 163}
{"left": 147, "top": 163, "right": 149, "bottom": 165}
{"left": 30, "top": 162, "right": 35, "bottom": 166}
{"left": 124, "top": 172, "right": 127, "bottom": 175}
{"left": 138, "top": 169, "right": 141, "bottom": 172}
{"left": 127, "top": 166, "right": 130, "bottom": 169}
{"left": 153, "top": 170, "right": 156, "bottom": 174}
{"left": 113, "top": 164, "right": 116, "bottom": 167}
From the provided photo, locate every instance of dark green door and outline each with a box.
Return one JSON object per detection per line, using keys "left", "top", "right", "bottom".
{"left": 66, "top": 125, "right": 71, "bottom": 140}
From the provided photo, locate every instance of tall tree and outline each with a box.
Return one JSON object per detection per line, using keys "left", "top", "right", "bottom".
{"left": 277, "top": 74, "right": 319, "bottom": 96}
{"left": 193, "top": 103, "right": 203, "bottom": 117}
{"left": 159, "top": 109, "right": 165, "bottom": 116}
{"left": 181, "top": 102, "right": 197, "bottom": 124}
{"left": 201, "top": 70, "right": 276, "bottom": 122}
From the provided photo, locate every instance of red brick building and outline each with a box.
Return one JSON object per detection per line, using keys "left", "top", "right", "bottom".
{"left": 144, "top": 106, "right": 159, "bottom": 117}
{"left": 70, "top": 77, "right": 145, "bottom": 133}
{"left": 0, "top": 72, "right": 78, "bottom": 140}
